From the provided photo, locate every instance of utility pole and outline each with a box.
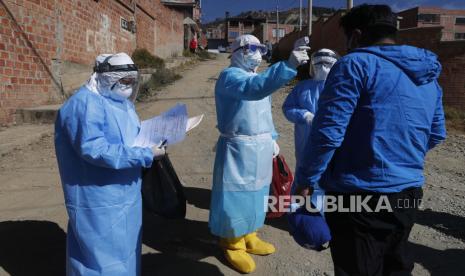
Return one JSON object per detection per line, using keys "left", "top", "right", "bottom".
{"left": 276, "top": 0, "right": 279, "bottom": 43}
{"left": 299, "top": 0, "right": 302, "bottom": 31}
{"left": 307, "top": 0, "right": 312, "bottom": 36}
{"left": 347, "top": 0, "right": 353, "bottom": 10}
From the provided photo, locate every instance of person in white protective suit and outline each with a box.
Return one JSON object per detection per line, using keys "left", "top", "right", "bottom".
{"left": 55, "top": 53, "right": 165, "bottom": 276}
{"left": 282, "top": 48, "right": 339, "bottom": 209}
{"left": 209, "top": 34, "right": 310, "bottom": 273}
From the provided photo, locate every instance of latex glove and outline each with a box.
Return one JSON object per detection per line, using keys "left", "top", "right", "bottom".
{"left": 304, "top": 112, "right": 314, "bottom": 124}
{"left": 288, "top": 36, "right": 310, "bottom": 69}
{"left": 151, "top": 146, "right": 166, "bottom": 160}
{"left": 273, "top": 141, "right": 280, "bottom": 158}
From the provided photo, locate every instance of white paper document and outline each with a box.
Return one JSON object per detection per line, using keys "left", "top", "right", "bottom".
{"left": 133, "top": 104, "right": 188, "bottom": 148}
{"left": 186, "top": 114, "right": 204, "bottom": 133}
{"left": 132, "top": 104, "right": 205, "bottom": 148}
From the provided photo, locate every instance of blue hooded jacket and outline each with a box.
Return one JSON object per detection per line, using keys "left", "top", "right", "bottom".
{"left": 296, "top": 45, "right": 447, "bottom": 193}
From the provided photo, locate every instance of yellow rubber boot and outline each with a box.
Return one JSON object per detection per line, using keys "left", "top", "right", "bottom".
{"left": 244, "top": 232, "right": 276, "bottom": 255}
{"left": 219, "top": 236, "right": 256, "bottom": 273}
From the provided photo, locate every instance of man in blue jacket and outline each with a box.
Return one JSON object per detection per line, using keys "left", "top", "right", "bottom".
{"left": 295, "top": 5, "right": 446, "bottom": 275}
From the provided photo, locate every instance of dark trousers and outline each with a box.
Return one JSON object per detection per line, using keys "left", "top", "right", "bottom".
{"left": 325, "top": 187, "right": 423, "bottom": 276}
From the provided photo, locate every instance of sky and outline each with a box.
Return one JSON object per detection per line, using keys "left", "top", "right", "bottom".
{"left": 201, "top": 0, "right": 465, "bottom": 23}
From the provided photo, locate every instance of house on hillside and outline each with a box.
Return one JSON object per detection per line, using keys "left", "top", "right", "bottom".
{"left": 224, "top": 14, "right": 266, "bottom": 44}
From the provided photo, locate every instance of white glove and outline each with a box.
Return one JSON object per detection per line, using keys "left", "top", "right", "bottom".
{"left": 288, "top": 36, "right": 310, "bottom": 69}
{"left": 273, "top": 141, "right": 280, "bottom": 158}
{"left": 304, "top": 112, "right": 314, "bottom": 124}
{"left": 151, "top": 146, "right": 166, "bottom": 160}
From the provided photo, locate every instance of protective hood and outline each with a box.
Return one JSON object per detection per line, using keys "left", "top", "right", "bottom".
{"left": 353, "top": 45, "right": 441, "bottom": 85}
{"left": 310, "top": 48, "right": 338, "bottom": 80}
{"left": 230, "top": 34, "right": 263, "bottom": 73}
{"left": 85, "top": 53, "right": 139, "bottom": 101}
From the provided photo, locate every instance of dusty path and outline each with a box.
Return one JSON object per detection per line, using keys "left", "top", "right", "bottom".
{"left": 0, "top": 55, "right": 464, "bottom": 275}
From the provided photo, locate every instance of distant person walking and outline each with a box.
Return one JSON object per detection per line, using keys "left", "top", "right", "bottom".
{"left": 190, "top": 36, "right": 198, "bottom": 53}
{"left": 295, "top": 5, "right": 446, "bottom": 275}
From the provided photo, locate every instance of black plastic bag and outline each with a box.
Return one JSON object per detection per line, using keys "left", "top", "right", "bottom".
{"left": 141, "top": 155, "right": 186, "bottom": 219}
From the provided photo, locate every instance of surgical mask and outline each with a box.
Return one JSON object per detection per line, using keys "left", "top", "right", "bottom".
{"left": 112, "top": 82, "right": 133, "bottom": 99}
{"left": 312, "top": 64, "right": 331, "bottom": 81}
{"left": 244, "top": 51, "right": 262, "bottom": 72}
{"left": 110, "top": 76, "right": 138, "bottom": 100}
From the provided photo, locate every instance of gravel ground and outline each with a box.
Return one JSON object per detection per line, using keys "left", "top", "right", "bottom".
{"left": 0, "top": 55, "right": 464, "bottom": 276}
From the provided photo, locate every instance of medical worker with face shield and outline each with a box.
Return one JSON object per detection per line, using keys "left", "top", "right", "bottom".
{"left": 209, "top": 34, "right": 310, "bottom": 273}
{"left": 283, "top": 49, "right": 339, "bottom": 167}
{"left": 283, "top": 49, "right": 338, "bottom": 205}
{"left": 55, "top": 53, "right": 165, "bottom": 276}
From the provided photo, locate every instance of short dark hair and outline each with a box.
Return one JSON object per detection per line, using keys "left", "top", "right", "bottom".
{"left": 340, "top": 4, "right": 397, "bottom": 45}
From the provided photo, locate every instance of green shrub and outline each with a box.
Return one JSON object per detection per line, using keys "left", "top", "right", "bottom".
{"left": 183, "top": 49, "right": 195, "bottom": 57}
{"left": 137, "top": 68, "right": 182, "bottom": 100}
{"left": 197, "top": 50, "right": 216, "bottom": 60}
{"left": 132, "top": 48, "right": 165, "bottom": 69}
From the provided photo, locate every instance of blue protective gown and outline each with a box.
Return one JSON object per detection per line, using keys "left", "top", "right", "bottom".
{"left": 209, "top": 61, "right": 297, "bottom": 238}
{"left": 296, "top": 45, "right": 447, "bottom": 193}
{"left": 55, "top": 86, "right": 153, "bottom": 276}
{"left": 282, "top": 79, "right": 324, "bottom": 166}
{"left": 282, "top": 79, "right": 325, "bottom": 210}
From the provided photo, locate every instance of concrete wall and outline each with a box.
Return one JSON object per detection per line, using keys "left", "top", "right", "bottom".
{"left": 0, "top": 0, "right": 189, "bottom": 125}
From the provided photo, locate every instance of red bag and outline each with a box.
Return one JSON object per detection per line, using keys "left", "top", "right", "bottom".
{"left": 267, "top": 154, "right": 294, "bottom": 218}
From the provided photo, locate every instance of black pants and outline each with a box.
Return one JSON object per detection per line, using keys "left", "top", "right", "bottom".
{"left": 325, "top": 187, "right": 423, "bottom": 276}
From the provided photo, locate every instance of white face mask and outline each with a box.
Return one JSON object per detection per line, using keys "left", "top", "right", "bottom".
{"left": 312, "top": 64, "right": 331, "bottom": 81}
{"left": 244, "top": 51, "right": 262, "bottom": 72}
{"left": 111, "top": 82, "right": 133, "bottom": 99}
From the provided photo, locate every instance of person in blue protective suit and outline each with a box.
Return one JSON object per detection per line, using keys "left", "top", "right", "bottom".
{"left": 295, "top": 5, "right": 446, "bottom": 275}
{"left": 282, "top": 48, "right": 338, "bottom": 210}
{"left": 283, "top": 49, "right": 339, "bottom": 165}
{"left": 209, "top": 34, "right": 310, "bottom": 273}
{"left": 55, "top": 53, "right": 166, "bottom": 276}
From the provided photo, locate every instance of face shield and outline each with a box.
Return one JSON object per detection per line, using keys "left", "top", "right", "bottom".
{"left": 310, "top": 49, "right": 339, "bottom": 81}
{"left": 89, "top": 53, "right": 140, "bottom": 102}
{"left": 230, "top": 35, "right": 264, "bottom": 73}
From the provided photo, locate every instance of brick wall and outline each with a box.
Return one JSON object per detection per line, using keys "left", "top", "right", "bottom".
{"left": 311, "top": 12, "right": 346, "bottom": 56}
{"left": 398, "top": 8, "right": 419, "bottom": 29}
{"left": 0, "top": 0, "right": 188, "bottom": 125}
{"left": 436, "top": 41, "right": 465, "bottom": 107}
{"left": 397, "top": 26, "right": 443, "bottom": 52}
{"left": 397, "top": 27, "right": 465, "bottom": 108}
{"left": 152, "top": 1, "right": 185, "bottom": 58}
{"left": 0, "top": 0, "right": 60, "bottom": 125}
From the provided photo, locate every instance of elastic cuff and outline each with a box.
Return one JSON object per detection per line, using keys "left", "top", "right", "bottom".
{"left": 142, "top": 148, "right": 154, "bottom": 168}
{"left": 284, "top": 60, "right": 297, "bottom": 71}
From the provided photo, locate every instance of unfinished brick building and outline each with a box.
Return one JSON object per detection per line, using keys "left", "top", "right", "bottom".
{"left": 0, "top": 0, "right": 201, "bottom": 125}
{"left": 398, "top": 7, "right": 465, "bottom": 41}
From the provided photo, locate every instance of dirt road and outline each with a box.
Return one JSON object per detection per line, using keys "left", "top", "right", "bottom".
{"left": 1, "top": 55, "right": 464, "bottom": 275}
